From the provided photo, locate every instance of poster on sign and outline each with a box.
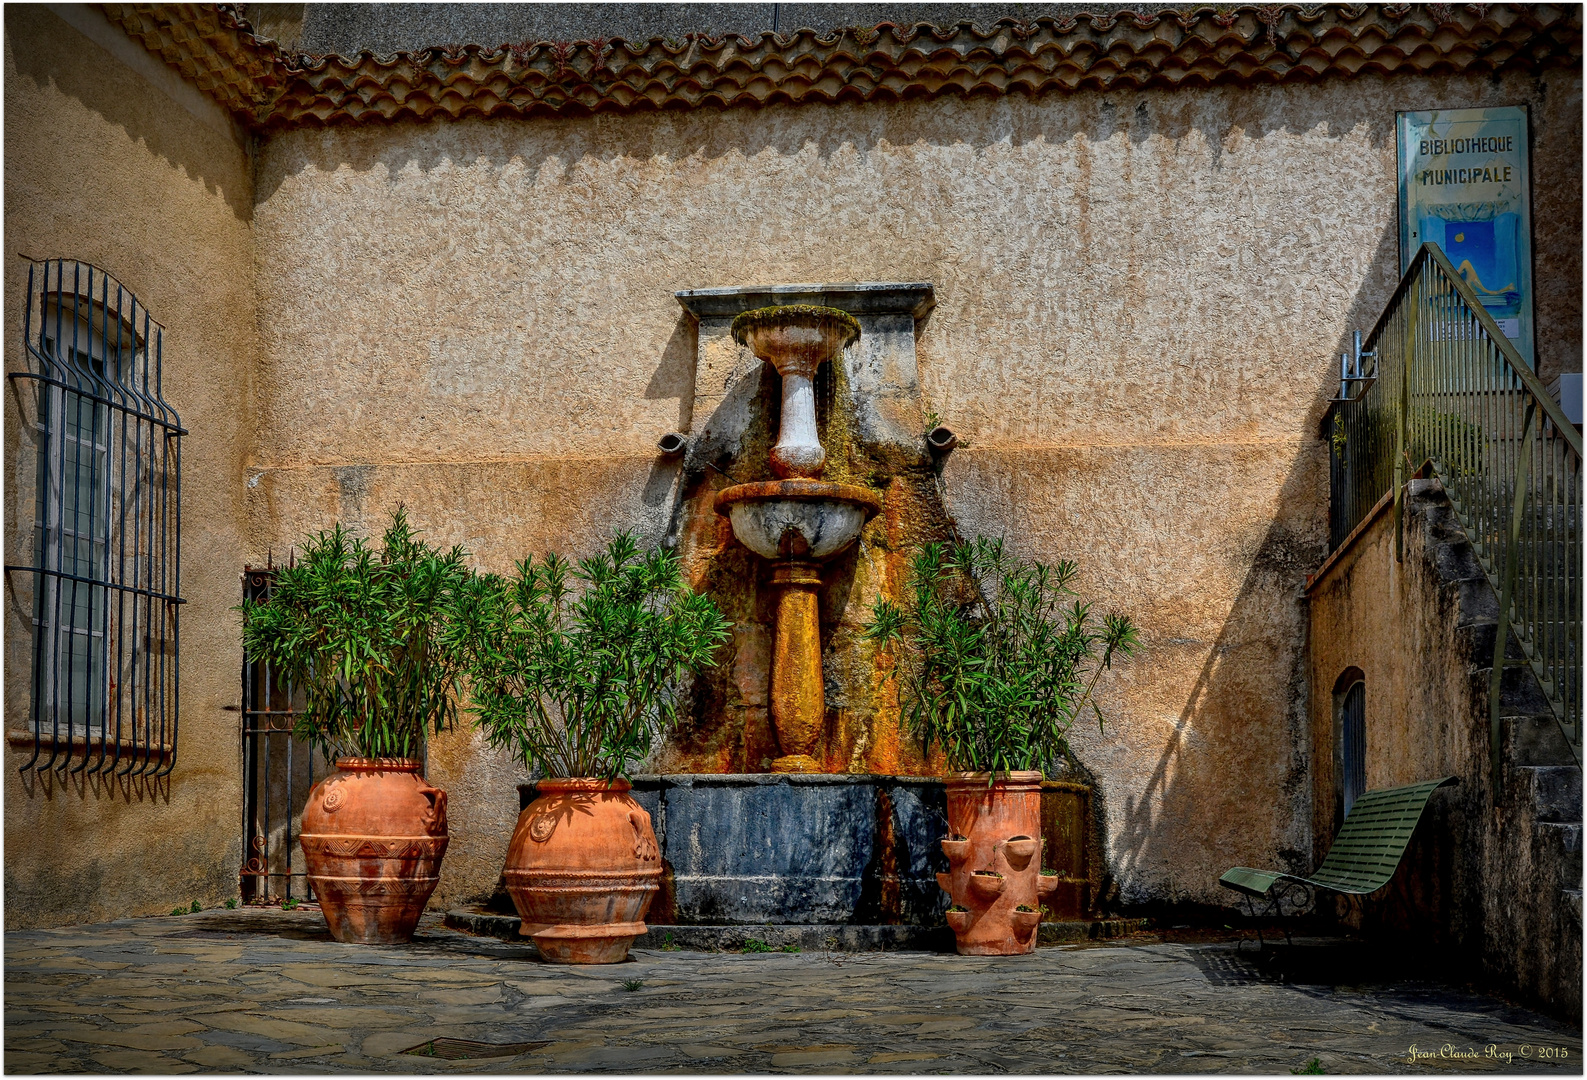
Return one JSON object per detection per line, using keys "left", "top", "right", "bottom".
{"left": 1397, "top": 105, "right": 1534, "bottom": 367}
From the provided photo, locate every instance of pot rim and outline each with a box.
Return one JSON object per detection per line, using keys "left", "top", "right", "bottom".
{"left": 533, "top": 777, "right": 633, "bottom": 793}
{"left": 335, "top": 757, "right": 423, "bottom": 773}
{"left": 945, "top": 770, "right": 1044, "bottom": 785}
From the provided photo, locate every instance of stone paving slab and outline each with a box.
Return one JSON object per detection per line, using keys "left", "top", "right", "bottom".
{"left": 4, "top": 907, "right": 1580, "bottom": 1074}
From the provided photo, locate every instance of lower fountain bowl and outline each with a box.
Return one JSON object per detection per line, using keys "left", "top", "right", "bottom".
{"left": 715, "top": 480, "right": 883, "bottom": 560}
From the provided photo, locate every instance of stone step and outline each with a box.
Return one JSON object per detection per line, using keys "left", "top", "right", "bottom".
{"left": 1534, "top": 823, "right": 1583, "bottom": 892}
{"left": 1477, "top": 663, "right": 1556, "bottom": 716}
{"left": 1505, "top": 714, "right": 1579, "bottom": 767}
{"left": 442, "top": 907, "right": 1141, "bottom": 953}
{"left": 1561, "top": 888, "right": 1582, "bottom": 926}
{"left": 1509, "top": 765, "right": 1583, "bottom": 823}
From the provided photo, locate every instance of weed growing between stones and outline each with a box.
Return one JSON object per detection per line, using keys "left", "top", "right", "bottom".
{"left": 660, "top": 932, "right": 680, "bottom": 951}
{"left": 224, "top": 898, "right": 238, "bottom": 909}
{"left": 741, "top": 938, "right": 773, "bottom": 953}
{"left": 281, "top": 897, "right": 299, "bottom": 911}
{"left": 1292, "top": 1058, "right": 1325, "bottom": 1074}
{"left": 622, "top": 979, "right": 644, "bottom": 992}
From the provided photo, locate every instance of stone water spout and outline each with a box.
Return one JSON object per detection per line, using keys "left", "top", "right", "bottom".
{"left": 715, "top": 306, "right": 881, "bottom": 773}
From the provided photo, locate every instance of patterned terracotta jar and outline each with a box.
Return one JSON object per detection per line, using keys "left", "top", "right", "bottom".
{"left": 505, "top": 778, "right": 661, "bottom": 964}
{"left": 938, "top": 771, "right": 1046, "bottom": 955}
{"left": 299, "top": 758, "right": 449, "bottom": 944}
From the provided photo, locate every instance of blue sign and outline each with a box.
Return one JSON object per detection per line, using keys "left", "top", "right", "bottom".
{"left": 1398, "top": 106, "right": 1534, "bottom": 367}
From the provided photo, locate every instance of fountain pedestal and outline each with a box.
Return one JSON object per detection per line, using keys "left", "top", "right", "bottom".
{"left": 713, "top": 305, "right": 879, "bottom": 773}
{"left": 768, "top": 561, "right": 822, "bottom": 773}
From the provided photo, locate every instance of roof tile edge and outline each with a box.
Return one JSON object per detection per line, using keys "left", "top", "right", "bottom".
{"left": 97, "top": 3, "right": 1583, "bottom": 132}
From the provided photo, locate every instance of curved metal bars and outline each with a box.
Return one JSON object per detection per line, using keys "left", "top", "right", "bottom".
{"left": 6, "top": 258, "right": 185, "bottom": 778}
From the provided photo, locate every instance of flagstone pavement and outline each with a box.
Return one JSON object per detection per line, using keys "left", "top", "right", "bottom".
{"left": 4, "top": 907, "right": 1580, "bottom": 1074}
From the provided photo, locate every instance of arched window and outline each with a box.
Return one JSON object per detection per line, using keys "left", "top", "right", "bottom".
{"left": 1336, "top": 671, "right": 1367, "bottom": 818}
{"left": 7, "top": 259, "right": 184, "bottom": 776}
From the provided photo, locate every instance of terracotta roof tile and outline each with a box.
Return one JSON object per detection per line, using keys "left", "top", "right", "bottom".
{"left": 97, "top": 3, "right": 1582, "bottom": 131}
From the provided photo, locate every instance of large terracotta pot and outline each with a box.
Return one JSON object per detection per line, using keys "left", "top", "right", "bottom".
{"left": 938, "top": 771, "right": 1053, "bottom": 956}
{"left": 299, "top": 758, "right": 449, "bottom": 944}
{"left": 505, "top": 778, "right": 661, "bottom": 964}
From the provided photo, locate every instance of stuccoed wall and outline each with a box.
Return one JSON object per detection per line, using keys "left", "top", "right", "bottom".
{"left": 248, "top": 69, "right": 1579, "bottom": 912}
{"left": 3, "top": 7, "right": 258, "bottom": 927}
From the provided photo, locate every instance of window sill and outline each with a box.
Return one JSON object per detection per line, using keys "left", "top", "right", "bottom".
{"left": 6, "top": 730, "right": 173, "bottom": 759}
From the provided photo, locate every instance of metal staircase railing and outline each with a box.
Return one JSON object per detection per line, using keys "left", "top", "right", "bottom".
{"left": 1328, "top": 242, "right": 1581, "bottom": 789}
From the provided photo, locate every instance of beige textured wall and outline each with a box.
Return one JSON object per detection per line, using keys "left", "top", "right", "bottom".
{"left": 249, "top": 67, "right": 1578, "bottom": 911}
{"left": 3, "top": 6, "right": 256, "bottom": 928}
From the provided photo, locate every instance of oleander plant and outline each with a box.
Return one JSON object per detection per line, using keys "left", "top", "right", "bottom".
{"left": 444, "top": 532, "right": 732, "bottom": 780}
{"left": 864, "top": 536, "right": 1139, "bottom": 775}
{"left": 237, "top": 508, "right": 471, "bottom": 761}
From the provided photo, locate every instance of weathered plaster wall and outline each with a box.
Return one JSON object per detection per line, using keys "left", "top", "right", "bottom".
{"left": 249, "top": 68, "right": 1579, "bottom": 911}
{"left": 1307, "top": 480, "right": 1581, "bottom": 1019}
{"left": 3, "top": 6, "right": 257, "bottom": 928}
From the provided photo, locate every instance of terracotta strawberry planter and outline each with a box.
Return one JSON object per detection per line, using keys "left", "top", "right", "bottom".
{"left": 299, "top": 758, "right": 449, "bottom": 944}
{"left": 939, "top": 771, "right": 1044, "bottom": 955}
{"left": 505, "top": 778, "right": 662, "bottom": 964}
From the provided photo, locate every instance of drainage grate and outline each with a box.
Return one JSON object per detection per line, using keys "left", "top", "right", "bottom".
{"left": 401, "top": 1038, "right": 549, "bottom": 1061}
{"left": 1191, "top": 949, "right": 1285, "bottom": 987}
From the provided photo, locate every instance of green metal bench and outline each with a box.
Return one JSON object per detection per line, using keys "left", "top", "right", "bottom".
{"left": 1219, "top": 776, "right": 1457, "bottom": 946}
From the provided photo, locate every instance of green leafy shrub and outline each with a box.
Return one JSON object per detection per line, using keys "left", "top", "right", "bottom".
{"left": 224, "top": 898, "right": 238, "bottom": 910}
{"left": 445, "top": 533, "right": 730, "bottom": 780}
{"left": 238, "top": 509, "right": 470, "bottom": 761}
{"left": 864, "top": 538, "right": 1138, "bottom": 775}
{"left": 741, "top": 938, "right": 773, "bottom": 953}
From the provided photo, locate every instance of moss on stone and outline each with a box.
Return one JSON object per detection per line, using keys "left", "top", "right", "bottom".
{"left": 730, "top": 304, "right": 861, "bottom": 348}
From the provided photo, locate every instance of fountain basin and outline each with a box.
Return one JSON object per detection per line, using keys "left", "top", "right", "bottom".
{"left": 716, "top": 480, "right": 882, "bottom": 560}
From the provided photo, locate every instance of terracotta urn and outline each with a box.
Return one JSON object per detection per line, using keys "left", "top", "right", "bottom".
{"left": 504, "top": 778, "right": 662, "bottom": 964}
{"left": 938, "top": 771, "right": 1045, "bottom": 955}
{"left": 299, "top": 758, "right": 449, "bottom": 944}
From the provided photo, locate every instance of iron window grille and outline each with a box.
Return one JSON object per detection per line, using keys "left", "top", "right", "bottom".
{"left": 6, "top": 259, "right": 184, "bottom": 776}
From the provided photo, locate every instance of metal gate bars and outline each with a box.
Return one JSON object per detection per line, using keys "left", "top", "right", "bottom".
{"left": 239, "top": 564, "right": 325, "bottom": 903}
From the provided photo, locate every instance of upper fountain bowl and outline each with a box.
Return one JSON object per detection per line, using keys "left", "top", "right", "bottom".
{"left": 716, "top": 480, "right": 883, "bottom": 561}
{"left": 731, "top": 305, "right": 861, "bottom": 379}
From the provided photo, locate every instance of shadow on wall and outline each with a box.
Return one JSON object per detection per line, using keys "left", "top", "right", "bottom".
{"left": 6, "top": 6, "right": 252, "bottom": 220}
{"left": 1107, "top": 219, "right": 1407, "bottom": 907}
{"left": 934, "top": 215, "right": 1403, "bottom": 909}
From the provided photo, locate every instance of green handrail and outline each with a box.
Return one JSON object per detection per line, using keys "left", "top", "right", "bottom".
{"left": 1328, "top": 242, "right": 1582, "bottom": 790}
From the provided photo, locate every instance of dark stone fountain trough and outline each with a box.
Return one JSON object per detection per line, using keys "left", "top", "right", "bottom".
{"left": 444, "top": 773, "right": 1142, "bottom": 952}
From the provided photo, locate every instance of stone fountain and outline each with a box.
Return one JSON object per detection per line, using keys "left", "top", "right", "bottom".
{"left": 456, "top": 284, "right": 1115, "bottom": 946}
{"left": 713, "top": 305, "right": 882, "bottom": 773}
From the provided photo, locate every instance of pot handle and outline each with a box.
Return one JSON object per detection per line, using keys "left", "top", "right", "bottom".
{"left": 628, "top": 808, "right": 658, "bottom": 862}
{"left": 418, "top": 785, "right": 448, "bottom": 835}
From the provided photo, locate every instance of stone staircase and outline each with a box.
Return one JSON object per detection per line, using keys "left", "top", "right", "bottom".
{"left": 1395, "top": 479, "right": 1582, "bottom": 1019}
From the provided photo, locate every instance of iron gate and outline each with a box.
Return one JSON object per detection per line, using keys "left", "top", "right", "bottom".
{"left": 239, "top": 564, "right": 326, "bottom": 903}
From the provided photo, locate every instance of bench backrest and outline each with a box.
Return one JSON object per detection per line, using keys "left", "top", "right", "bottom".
{"left": 1308, "top": 776, "right": 1456, "bottom": 894}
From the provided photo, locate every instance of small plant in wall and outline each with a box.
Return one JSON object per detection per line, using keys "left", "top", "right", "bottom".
{"left": 445, "top": 532, "right": 731, "bottom": 964}
{"left": 864, "top": 537, "right": 1137, "bottom": 955}
{"left": 237, "top": 508, "right": 470, "bottom": 945}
